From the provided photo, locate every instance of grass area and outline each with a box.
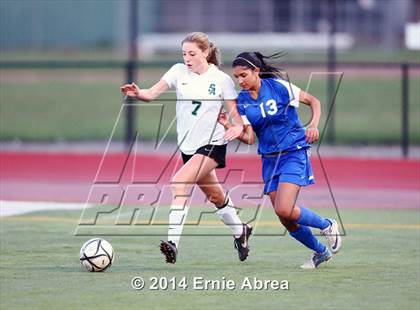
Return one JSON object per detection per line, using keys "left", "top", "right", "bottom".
{"left": 1, "top": 73, "right": 419, "bottom": 144}
{"left": 1, "top": 207, "right": 419, "bottom": 309}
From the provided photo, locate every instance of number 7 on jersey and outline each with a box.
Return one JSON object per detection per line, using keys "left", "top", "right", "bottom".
{"left": 191, "top": 100, "right": 202, "bottom": 115}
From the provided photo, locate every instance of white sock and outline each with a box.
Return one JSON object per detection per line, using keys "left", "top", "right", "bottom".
{"left": 168, "top": 204, "right": 189, "bottom": 249}
{"left": 216, "top": 197, "right": 243, "bottom": 238}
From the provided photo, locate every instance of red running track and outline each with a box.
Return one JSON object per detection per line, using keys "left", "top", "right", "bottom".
{"left": 1, "top": 152, "right": 419, "bottom": 209}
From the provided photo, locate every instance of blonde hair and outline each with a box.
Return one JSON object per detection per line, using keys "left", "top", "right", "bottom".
{"left": 182, "top": 32, "right": 221, "bottom": 67}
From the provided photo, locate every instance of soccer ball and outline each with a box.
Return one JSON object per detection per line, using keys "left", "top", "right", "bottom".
{"left": 79, "top": 238, "right": 114, "bottom": 272}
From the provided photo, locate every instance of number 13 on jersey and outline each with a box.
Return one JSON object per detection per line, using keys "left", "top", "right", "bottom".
{"left": 259, "top": 99, "right": 278, "bottom": 118}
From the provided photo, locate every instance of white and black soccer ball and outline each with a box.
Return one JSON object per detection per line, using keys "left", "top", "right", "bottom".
{"left": 79, "top": 238, "right": 114, "bottom": 272}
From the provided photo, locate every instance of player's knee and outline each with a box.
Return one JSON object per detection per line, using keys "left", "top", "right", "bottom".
{"left": 275, "top": 207, "right": 293, "bottom": 221}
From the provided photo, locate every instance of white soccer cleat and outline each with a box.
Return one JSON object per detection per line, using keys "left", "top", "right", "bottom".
{"left": 321, "top": 219, "right": 342, "bottom": 254}
{"left": 300, "top": 248, "right": 332, "bottom": 269}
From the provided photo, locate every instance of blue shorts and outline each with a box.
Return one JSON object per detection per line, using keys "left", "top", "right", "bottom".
{"left": 261, "top": 148, "right": 315, "bottom": 194}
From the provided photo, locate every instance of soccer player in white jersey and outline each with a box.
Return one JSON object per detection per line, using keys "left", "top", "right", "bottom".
{"left": 121, "top": 32, "right": 252, "bottom": 264}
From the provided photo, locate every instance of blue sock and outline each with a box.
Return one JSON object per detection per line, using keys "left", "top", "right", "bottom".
{"left": 289, "top": 225, "right": 326, "bottom": 254}
{"left": 296, "top": 206, "right": 330, "bottom": 230}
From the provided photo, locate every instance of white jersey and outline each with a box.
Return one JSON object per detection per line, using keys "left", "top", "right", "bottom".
{"left": 162, "top": 63, "right": 237, "bottom": 155}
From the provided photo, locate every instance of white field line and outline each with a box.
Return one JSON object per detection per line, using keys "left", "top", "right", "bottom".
{"left": 0, "top": 200, "right": 92, "bottom": 217}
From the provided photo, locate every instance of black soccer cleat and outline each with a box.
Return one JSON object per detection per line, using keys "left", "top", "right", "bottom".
{"left": 160, "top": 240, "right": 178, "bottom": 264}
{"left": 234, "top": 223, "right": 252, "bottom": 262}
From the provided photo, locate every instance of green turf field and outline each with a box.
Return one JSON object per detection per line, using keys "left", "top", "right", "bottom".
{"left": 1, "top": 207, "right": 419, "bottom": 309}
{"left": 1, "top": 74, "right": 419, "bottom": 144}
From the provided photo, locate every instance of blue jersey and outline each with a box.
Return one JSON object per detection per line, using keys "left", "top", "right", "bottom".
{"left": 237, "top": 78, "right": 309, "bottom": 155}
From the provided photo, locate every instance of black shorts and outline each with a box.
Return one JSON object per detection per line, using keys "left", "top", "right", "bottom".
{"left": 181, "top": 144, "right": 227, "bottom": 169}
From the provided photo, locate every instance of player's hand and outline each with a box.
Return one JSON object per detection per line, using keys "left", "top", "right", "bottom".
{"left": 120, "top": 82, "right": 140, "bottom": 99}
{"left": 224, "top": 124, "right": 244, "bottom": 141}
{"left": 217, "top": 111, "right": 229, "bottom": 127}
{"left": 305, "top": 126, "right": 319, "bottom": 143}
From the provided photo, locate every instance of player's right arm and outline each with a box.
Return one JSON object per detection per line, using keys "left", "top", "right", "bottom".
{"left": 120, "top": 80, "right": 169, "bottom": 102}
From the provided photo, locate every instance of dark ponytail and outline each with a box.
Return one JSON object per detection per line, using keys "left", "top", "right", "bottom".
{"left": 232, "top": 51, "right": 286, "bottom": 79}
{"left": 254, "top": 51, "right": 286, "bottom": 79}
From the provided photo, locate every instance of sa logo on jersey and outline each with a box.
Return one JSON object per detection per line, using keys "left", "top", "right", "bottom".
{"left": 208, "top": 83, "right": 216, "bottom": 95}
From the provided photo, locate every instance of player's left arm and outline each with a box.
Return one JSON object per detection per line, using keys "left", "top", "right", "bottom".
{"left": 223, "top": 99, "right": 244, "bottom": 141}
{"left": 299, "top": 90, "right": 321, "bottom": 143}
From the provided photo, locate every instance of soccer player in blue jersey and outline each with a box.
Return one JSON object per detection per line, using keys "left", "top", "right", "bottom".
{"left": 219, "top": 52, "right": 342, "bottom": 269}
